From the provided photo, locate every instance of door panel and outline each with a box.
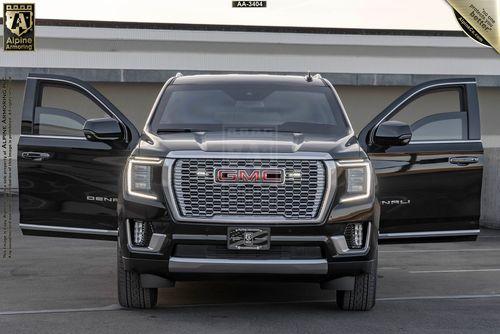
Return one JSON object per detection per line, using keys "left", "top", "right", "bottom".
{"left": 18, "top": 74, "right": 139, "bottom": 239}
{"left": 359, "top": 78, "right": 483, "bottom": 242}
{"left": 371, "top": 143, "right": 482, "bottom": 235}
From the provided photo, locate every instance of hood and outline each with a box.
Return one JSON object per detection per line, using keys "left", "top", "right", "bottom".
{"left": 135, "top": 131, "right": 364, "bottom": 160}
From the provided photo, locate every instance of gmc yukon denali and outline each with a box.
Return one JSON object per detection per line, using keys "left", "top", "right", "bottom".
{"left": 18, "top": 73, "right": 483, "bottom": 311}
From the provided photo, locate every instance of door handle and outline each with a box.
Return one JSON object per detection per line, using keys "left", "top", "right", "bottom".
{"left": 21, "top": 152, "right": 51, "bottom": 162}
{"left": 449, "top": 156, "right": 479, "bottom": 166}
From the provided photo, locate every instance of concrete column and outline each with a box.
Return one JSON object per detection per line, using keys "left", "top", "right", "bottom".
{"left": 480, "top": 148, "right": 500, "bottom": 228}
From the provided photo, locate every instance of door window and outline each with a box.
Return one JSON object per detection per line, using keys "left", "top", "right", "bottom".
{"left": 34, "top": 84, "right": 111, "bottom": 137}
{"left": 390, "top": 89, "right": 468, "bottom": 142}
{"left": 410, "top": 112, "right": 467, "bottom": 141}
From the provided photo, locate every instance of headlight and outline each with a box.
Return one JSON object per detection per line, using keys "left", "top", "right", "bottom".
{"left": 337, "top": 160, "right": 372, "bottom": 203}
{"left": 126, "top": 157, "right": 163, "bottom": 200}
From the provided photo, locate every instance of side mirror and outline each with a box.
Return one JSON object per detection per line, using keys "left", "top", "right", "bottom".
{"left": 373, "top": 121, "right": 412, "bottom": 147}
{"left": 83, "top": 118, "right": 123, "bottom": 142}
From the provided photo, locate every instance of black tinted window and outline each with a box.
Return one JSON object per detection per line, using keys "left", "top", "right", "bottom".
{"left": 35, "top": 84, "right": 111, "bottom": 137}
{"left": 151, "top": 84, "right": 349, "bottom": 135}
{"left": 411, "top": 112, "right": 467, "bottom": 141}
{"left": 390, "top": 89, "right": 467, "bottom": 142}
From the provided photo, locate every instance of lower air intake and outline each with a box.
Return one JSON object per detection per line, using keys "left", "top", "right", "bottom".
{"left": 132, "top": 220, "right": 153, "bottom": 247}
{"left": 344, "top": 223, "right": 364, "bottom": 249}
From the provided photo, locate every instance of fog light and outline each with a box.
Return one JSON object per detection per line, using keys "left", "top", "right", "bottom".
{"left": 133, "top": 220, "right": 151, "bottom": 247}
{"left": 345, "top": 223, "right": 364, "bottom": 249}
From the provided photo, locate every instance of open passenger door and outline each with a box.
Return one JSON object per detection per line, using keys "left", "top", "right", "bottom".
{"left": 359, "top": 78, "right": 483, "bottom": 242}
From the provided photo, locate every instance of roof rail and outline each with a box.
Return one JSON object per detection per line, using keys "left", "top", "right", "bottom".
{"left": 175, "top": 72, "right": 183, "bottom": 78}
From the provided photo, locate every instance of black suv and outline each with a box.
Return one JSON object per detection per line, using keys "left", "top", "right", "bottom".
{"left": 18, "top": 73, "right": 483, "bottom": 311}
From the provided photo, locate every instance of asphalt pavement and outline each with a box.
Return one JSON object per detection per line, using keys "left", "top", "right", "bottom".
{"left": 1, "top": 198, "right": 500, "bottom": 333}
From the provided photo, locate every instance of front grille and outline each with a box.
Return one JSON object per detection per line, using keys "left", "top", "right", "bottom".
{"left": 172, "top": 159, "right": 326, "bottom": 220}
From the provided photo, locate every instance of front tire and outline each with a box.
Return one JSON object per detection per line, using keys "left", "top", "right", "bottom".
{"left": 117, "top": 243, "right": 158, "bottom": 309}
{"left": 336, "top": 260, "right": 377, "bottom": 311}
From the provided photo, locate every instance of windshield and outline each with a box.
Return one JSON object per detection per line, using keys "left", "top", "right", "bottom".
{"left": 150, "top": 83, "right": 350, "bottom": 135}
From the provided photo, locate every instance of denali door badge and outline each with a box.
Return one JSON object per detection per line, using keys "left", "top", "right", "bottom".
{"left": 87, "top": 195, "right": 118, "bottom": 203}
{"left": 381, "top": 199, "right": 411, "bottom": 206}
{"left": 215, "top": 168, "right": 284, "bottom": 184}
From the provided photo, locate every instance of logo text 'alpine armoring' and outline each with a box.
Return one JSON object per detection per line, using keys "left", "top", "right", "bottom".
{"left": 3, "top": 3, "right": 35, "bottom": 51}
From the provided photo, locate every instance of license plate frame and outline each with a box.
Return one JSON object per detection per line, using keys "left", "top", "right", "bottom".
{"left": 227, "top": 227, "right": 270, "bottom": 250}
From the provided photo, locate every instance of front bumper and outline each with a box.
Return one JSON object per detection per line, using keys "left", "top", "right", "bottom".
{"left": 122, "top": 255, "right": 377, "bottom": 283}
{"left": 169, "top": 257, "right": 328, "bottom": 275}
{"left": 118, "top": 171, "right": 379, "bottom": 281}
{"left": 119, "top": 217, "right": 378, "bottom": 281}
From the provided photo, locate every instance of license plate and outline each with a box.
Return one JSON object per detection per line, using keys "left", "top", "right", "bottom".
{"left": 227, "top": 227, "right": 270, "bottom": 250}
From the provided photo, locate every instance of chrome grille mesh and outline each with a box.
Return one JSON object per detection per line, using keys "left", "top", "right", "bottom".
{"left": 172, "top": 159, "right": 326, "bottom": 220}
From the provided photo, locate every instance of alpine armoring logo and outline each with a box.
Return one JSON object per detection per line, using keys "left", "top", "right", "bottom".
{"left": 215, "top": 169, "right": 284, "bottom": 184}
{"left": 3, "top": 3, "right": 35, "bottom": 51}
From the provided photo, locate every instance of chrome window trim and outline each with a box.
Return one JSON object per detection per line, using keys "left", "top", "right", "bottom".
{"left": 27, "top": 75, "right": 128, "bottom": 142}
{"left": 407, "top": 140, "right": 482, "bottom": 145}
{"left": 162, "top": 152, "right": 336, "bottom": 224}
{"left": 379, "top": 229, "right": 480, "bottom": 240}
{"left": 20, "top": 134, "right": 87, "bottom": 140}
{"left": 19, "top": 223, "right": 117, "bottom": 236}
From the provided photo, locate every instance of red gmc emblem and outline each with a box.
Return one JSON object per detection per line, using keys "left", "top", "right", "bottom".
{"left": 215, "top": 169, "right": 284, "bottom": 184}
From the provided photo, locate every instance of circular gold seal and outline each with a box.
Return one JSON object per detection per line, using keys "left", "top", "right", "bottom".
{"left": 454, "top": 9, "right": 490, "bottom": 47}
